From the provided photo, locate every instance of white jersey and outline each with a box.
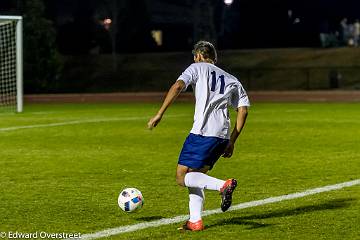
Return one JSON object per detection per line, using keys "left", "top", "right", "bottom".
{"left": 178, "top": 62, "right": 250, "bottom": 139}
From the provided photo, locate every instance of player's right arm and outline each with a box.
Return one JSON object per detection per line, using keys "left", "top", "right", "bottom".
{"left": 222, "top": 106, "right": 248, "bottom": 158}
{"left": 147, "top": 80, "right": 186, "bottom": 130}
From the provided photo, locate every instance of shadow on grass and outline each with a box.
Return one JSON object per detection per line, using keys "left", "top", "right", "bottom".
{"left": 136, "top": 216, "right": 164, "bottom": 221}
{"left": 207, "top": 198, "right": 356, "bottom": 230}
{"left": 207, "top": 219, "right": 273, "bottom": 230}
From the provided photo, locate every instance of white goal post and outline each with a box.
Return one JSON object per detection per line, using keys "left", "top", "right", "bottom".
{"left": 0, "top": 15, "right": 23, "bottom": 113}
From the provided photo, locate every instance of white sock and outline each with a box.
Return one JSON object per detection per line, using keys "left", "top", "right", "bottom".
{"left": 184, "top": 172, "right": 225, "bottom": 191}
{"left": 188, "top": 187, "right": 204, "bottom": 222}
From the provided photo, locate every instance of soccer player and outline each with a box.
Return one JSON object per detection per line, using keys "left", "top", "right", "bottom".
{"left": 147, "top": 41, "right": 250, "bottom": 231}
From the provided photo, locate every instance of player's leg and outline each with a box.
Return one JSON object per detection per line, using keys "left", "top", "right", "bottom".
{"left": 177, "top": 164, "right": 236, "bottom": 231}
{"left": 203, "top": 140, "right": 238, "bottom": 212}
{"left": 181, "top": 187, "right": 205, "bottom": 231}
{"left": 183, "top": 167, "right": 226, "bottom": 191}
{"left": 175, "top": 164, "right": 189, "bottom": 187}
{"left": 176, "top": 164, "right": 225, "bottom": 189}
{"left": 176, "top": 133, "right": 237, "bottom": 229}
{"left": 178, "top": 165, "right": 237, "bottom": 211}
{"left": 188, "top": 187, "right": 204, "bottom": 222}
{"left": 176, "top": 165, "right": 206, "bottom": 231}
{"left": 177, "top": 164, "right": 237, "bottom": 213}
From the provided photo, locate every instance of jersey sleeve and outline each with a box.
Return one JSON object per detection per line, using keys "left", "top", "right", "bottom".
{"left": 177, "top": 64, "right": 197, "bottom": 91}
{"left": 230, "top": 84, "right": 250, "bottom": 108}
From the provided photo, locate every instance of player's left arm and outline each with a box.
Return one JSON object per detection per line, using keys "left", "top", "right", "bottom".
{"left": 222, "top": 106, "right": 248, "bottom": 158}
{"left": 147, "top": 80, "right": 186, "bottom": 130}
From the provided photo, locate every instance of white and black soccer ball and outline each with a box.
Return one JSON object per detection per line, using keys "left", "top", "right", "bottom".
{"left": 118, "top": 188, "right": 144, "bottom": 212}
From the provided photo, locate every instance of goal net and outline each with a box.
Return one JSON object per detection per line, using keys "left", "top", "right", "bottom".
{"left": 0, "top": 16, "right": 23, "bottom": 113}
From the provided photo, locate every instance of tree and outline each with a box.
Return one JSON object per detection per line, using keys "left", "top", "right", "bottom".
{"left": 22, "top": 0, "right": 62, "bottom": 93}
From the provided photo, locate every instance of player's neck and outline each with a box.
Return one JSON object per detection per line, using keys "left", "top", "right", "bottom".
{"left": 197, "top": 59, "right": 214, "bottom": 64}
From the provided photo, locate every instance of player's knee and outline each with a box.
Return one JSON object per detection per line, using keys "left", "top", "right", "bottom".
{"left": 175, "top": 173, "right": 186, "bottom": 187}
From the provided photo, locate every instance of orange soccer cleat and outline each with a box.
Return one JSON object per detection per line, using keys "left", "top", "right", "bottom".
{"left": 178, "top": 219, "right": 204, "bottom": 231}
{"left": 220, "top": 178, "right": 237, "bottom": 212}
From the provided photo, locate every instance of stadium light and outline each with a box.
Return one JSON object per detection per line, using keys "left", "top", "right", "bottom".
{"left": 103, "top": 18, "right": 112, "bottom": 30}
{"left": 224, "top": 0, "right": 233, "bottom": 6}
{"left": 104, "top": 18, "right": 112, "bottom": 25}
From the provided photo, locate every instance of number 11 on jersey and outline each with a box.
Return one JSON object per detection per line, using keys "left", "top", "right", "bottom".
{"left": 210, "top": 71, "right": 225, "bottom": 94}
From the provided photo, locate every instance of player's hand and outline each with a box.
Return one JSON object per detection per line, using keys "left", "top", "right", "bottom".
{"left": 147, "top": 114, "right": 162, "bottom": 130}
{"left": 222, "top": 142, "right": 234, "bottom": 158}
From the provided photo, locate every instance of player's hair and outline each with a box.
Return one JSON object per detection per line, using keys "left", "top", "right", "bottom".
{"left": 192, "top": 41, "right": 217, "bottom": 63}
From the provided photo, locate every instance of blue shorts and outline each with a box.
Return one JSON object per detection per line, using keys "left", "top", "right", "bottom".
{"left": 178, "top": 133, "right": 229, "bottom": 170}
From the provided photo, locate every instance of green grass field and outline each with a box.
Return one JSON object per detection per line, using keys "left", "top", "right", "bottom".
{"left": 0, "top": 103, "right": 359, "bottom": 240}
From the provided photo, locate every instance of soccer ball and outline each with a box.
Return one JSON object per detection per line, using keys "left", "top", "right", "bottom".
{"left": 118, "top": 188, "right": 144, "bottom": 212}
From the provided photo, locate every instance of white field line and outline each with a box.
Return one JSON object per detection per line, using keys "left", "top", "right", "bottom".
{"left": 0, "top": 111, "right": 59, "bottom": 116}
{"left": 0, "top": 115, "right": 187, "bottom": 132}
{"left": 73, "top": 179, "right": 360, "bottom": 240}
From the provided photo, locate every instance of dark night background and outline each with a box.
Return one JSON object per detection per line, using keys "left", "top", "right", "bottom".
{"left": 1, "top": 0, "right": 360, "bottom": 93}
{"left": 2, "top": 0, "right": 360, "bottom": 52}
